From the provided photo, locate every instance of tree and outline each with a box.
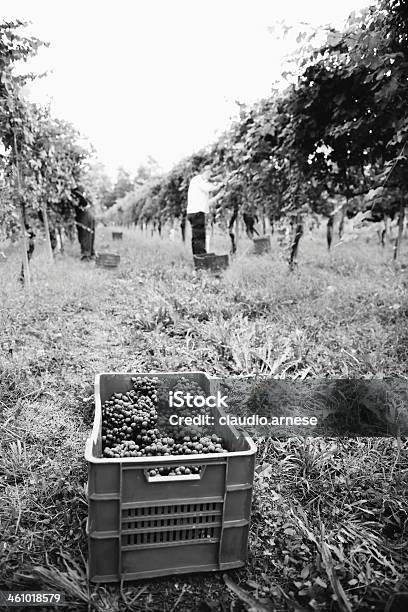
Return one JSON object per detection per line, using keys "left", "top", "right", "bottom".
{"left": 82, "top": 161, "right": 112, "bottom": 216}
{"left": 0, "top": 20, "right": 92, "bottom": 279}
{"left": 103, "top": 167, "right": 135, "bottom": 209}
{"left": 0, "top": 20, "right": 46, "bottom": 285}
{"left": 283, "top": 2, "right": 408, "bottom": 254}
{"left": 26, "top": 106, "right": 90, "bottom": 259}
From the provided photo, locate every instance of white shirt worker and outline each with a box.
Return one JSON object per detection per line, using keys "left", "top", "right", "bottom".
{"left": 187, "top": 175, "right": 217, "bottom": 215}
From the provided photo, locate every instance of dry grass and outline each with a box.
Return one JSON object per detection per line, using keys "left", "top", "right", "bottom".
{"left": 0, "top": 225, "right": 407, "bottom": 611}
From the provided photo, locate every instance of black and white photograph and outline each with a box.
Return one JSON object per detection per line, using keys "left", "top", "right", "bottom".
{"left": 0, "top": 1, "right": 408, "bottom": 611}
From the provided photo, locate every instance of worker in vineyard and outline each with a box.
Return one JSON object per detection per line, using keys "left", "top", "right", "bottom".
{"left": 72, "top": 187, "right": 96, "bottom": 261}
{"left": 243, "top": 211, "right": 260, "bottom": 239}
{"left": 186, "top": 166, "right": 222, "bottom": 255}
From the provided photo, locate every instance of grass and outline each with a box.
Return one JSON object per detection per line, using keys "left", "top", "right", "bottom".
{"left": 0, "top": 225, "right": 407, "bottom": 611}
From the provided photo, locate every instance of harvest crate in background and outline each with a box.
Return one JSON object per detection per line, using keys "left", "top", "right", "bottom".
{"left": 253, "top": 236, "right": 271, "bottom": 254}
{"left": 95, "top": 253, "right": 120, "bottom": 268}
{"left": 213, "top": 254, "right": 229, "bottom": 270}
{"left": 112, "top": 231, "right": 123, "bottom": 240}
{"left": 193, "top": 253, "right": 229, "bottom": 271}
{"left": 85, "top": 371, "right": 256, "bottom": 583}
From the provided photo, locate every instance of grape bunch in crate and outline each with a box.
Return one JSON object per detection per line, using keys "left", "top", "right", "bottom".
{"left": 101, "top": 376, "right": 228, "bottom": 465}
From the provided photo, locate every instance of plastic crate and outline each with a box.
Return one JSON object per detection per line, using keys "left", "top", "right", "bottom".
{"left": 193, "top": 253, "right": 229, "bottom": 271}
{"left": 213, "top": 254, "right": 229, "bottom": 270}
{"left": 193, "top": 253, "right": 215, "bottom": 270}
{"left": 85, "top": 371, "right": 256, "bottom": 583}
{"left": 253, "top": 236, "right": 271, "bottom": 254}
{"left": 112, "top": 231, "right": 123, "bottom": 240}
{"left": 95, "top": 253, "right": 120, "bottom": 268}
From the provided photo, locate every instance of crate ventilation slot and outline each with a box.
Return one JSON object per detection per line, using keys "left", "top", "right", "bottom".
{"left": 121, "top": 502, "right": 222, "bottom": 546}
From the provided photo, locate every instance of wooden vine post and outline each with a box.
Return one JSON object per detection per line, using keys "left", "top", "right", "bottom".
{"left": 393, "top": 201, "right": 405, "bottom": 261}
{"left": 18, "top": 203, "right": 31, "bottom": 288}
{"left": 261, "top": 205, "right": 266, "bottom": 234}
{"left": 13, "top": 130, "right": 31, "bottom": 289}
{"left": 338, "top": 201, "right": 346, "bottom": 239}
{"left": 289, "top": 211, "right": 304, "bottom": 271}
{"left": 42, "top": 203, "right": 54, "bottom": 263}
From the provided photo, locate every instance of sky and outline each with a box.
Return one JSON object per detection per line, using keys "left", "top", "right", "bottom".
{"left": 2, "top": 0, "right": 372, "bottom": 179}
